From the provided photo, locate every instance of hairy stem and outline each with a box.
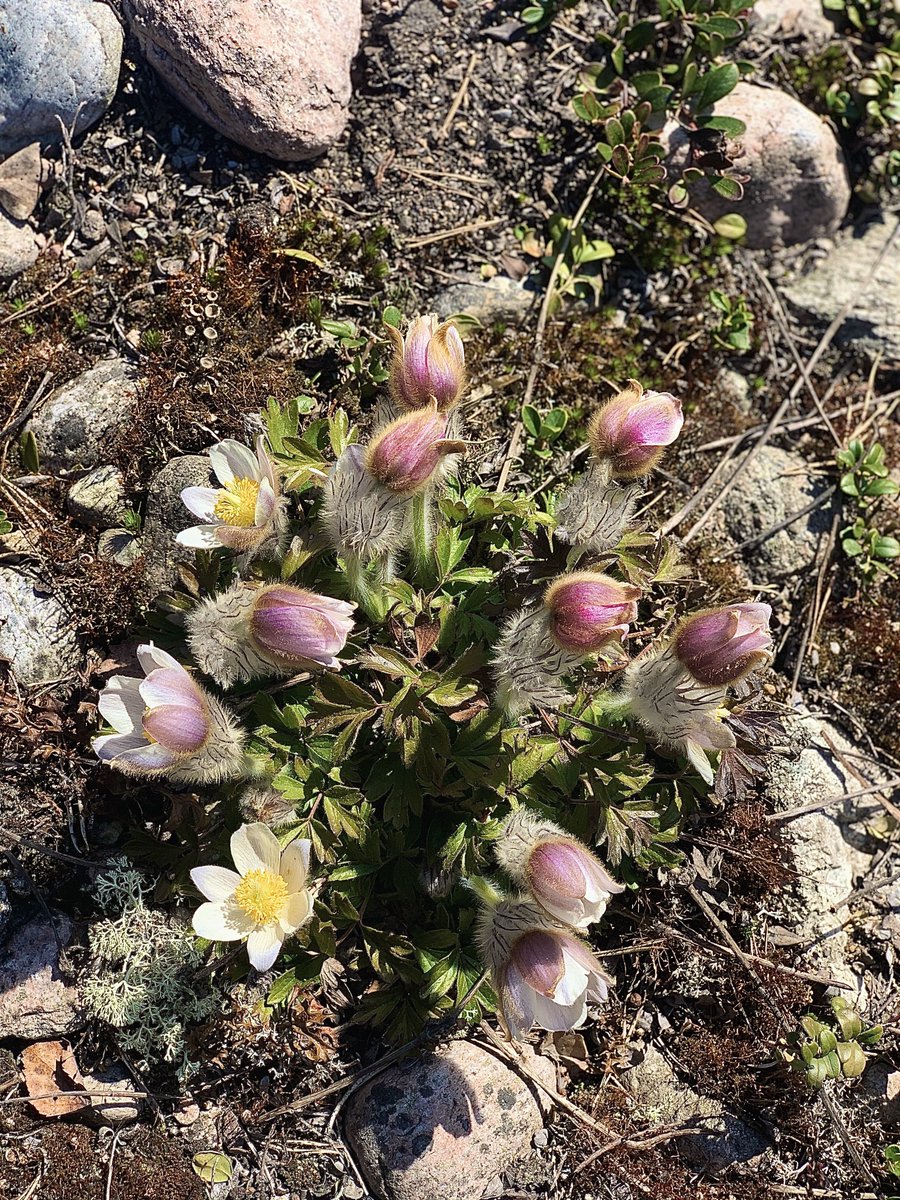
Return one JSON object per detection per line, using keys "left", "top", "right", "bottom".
{"left": 410, "top": 490, "right": 434, "bottom": 585}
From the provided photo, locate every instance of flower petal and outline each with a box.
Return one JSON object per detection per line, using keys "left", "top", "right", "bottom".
{"left": 113, "top": 741, "right": 178, "bottom": 771}
{"left": 137, "top": 644, "right": 183, "bottom": 674}
{"left": 176, "top": 524, "right": 226, "bottom": 549}
{"left": 209, "top": 440, "right": 260, "bottom": 487}
{"left": 280, "top": 839, "right": 311, "bottom": 892}
{"left": 93, "top": 730, "right": 149, "bottom": 759}
{"left": 528, "top": 985, "right": 588, "bottom": 1032}
{"left": 193, "top": 899, "right": 254, "bottom": 941}
{"left": 500, "top": 963, "right": 536, "bottom": 1040}
{"left": 254, "top": 477, "right": 277, "bottom": 527}
{"left": 246, "top": 924, "right": 284, "bottom": 971}
{"left": 142, "top": 703, "right": 209, "bottom": 753}
{"left": 255, "top": 434, "right": 277, "bottom": 490}
{"left": 279, "top": 889, "right": 310, "bottom": 934}
{"left": 139, "top": 664, "right": 200, "bottom": 710}
{"left": 180, "top": 486, "right": 218, "bottom": 521}
{"left": 231, "top": 822, "right": 281, "bottom": 876}
{"left": 555, "top": 948, "right": 590, "bottom": 1006}
{"left": 97, "top": 678, "right": 144, "bottom": 733}
{"left": 190, "top": 865, "right": 242, "bottom": 902}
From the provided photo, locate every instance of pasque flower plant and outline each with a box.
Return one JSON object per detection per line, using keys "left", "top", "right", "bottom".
{"left": 386, "top": 313, "right": 466, "bottom": 414}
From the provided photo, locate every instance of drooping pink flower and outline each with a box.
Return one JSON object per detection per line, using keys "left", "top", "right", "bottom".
{"left": 477, "top": 897, "right": 613, "bottom": 1039}
{"left": 387, "top": 314, "right": 466, "bottom": 412}
{"left": 589, "top": 380, "right": 683, "bottom": 479}
{"left": 250, "top": 586, "right": 355, "bottom": 670}
{"left": 544, "top": 572, "right": 641, "bottom": 653}
{"left": 365, "top": 405, "right": 465, "bottom": 495}
{"left": 496, "top": 810, "right": 623, "bottom": 928}
{"left": 92, "top": 644, "right": 245, "bottom": 783}
{"left": 674, "top": 603, "right": 773, "bottom": 686}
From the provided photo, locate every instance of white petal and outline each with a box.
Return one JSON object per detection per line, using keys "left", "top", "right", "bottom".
{"left": 180, "top": 486, "right": 219, "bottom": 521}
{"left": 230, "top": 822, "right": 281, "bottom": 876}
{"left": 280, "top": 839, "right": 311, "bottom": 891}
{"left": 192, "top": 900, "right": 253, "bottom": 942}
{"left": 255, "top": 434, "right": 277, "bottom": 489}
{"left": 279, "top": 889, "right": 311, "bottom": 934}
{"left": 190, "top": 865, "right": 242, "bottom": 902}
{"left": 684, "top": 738, "right": 716, "bottom": 784}
{"left": 528, "top": 985, "right": 588, "bottom": 1032}
{"left": 209, "top": 440, "right": 259, "bottom": 486}
{"left": 97, "top": 678, "right": 144, "bottom": 733}
{"left": 93, "top": 730, "right": 148, "bottom": 758}
{"left": 555, "top": 950, "right": 590, "bottom": 1006}
{"left": 176, "top": 524, "right": 225, "bottom": 549}
{"left": 114, "top": 741, "right": 178, "bottom": 771}
{"left": 137, "top": 644, "right": 182, "bottom": 674}
{"left": 247, "top": 924, "right": 284, "bottom": 971}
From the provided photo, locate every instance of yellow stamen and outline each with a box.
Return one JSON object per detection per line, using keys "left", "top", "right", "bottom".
{"left": 233, "top": 869, "right": 288, "bottom": 925}
{"left": 213, "top": 477, "right": 261, "bottom": 527}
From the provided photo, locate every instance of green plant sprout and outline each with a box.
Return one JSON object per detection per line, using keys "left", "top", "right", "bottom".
{"left": 837, "top": 438, "right": 900, "bottom": 579}
{"left": 709, "top": 288, "right": 754, "bottom": 351}
{"left": 520, "top": 403, "right": 570, "bottom": 460}
{"left": 782, "top": 996, "right": 883, "bottom": 1088}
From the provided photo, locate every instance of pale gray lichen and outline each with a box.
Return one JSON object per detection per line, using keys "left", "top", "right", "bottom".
{"left": 83, "top": 857, "right": 222, "bottom": 1081}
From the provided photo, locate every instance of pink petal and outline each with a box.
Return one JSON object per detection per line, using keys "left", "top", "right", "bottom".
{"left": 142, "top": 703, "right": 209, "bottom": 753}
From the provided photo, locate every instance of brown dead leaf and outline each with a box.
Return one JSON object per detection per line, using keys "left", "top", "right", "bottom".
{"left": 413, "top": 619, "right": 441, "bottom": 663}
{"left": 21, "top": 1040, "right": 89, "bottom": 1117}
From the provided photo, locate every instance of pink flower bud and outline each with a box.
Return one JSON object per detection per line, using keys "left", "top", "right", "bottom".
{"left": 588, "top": 380, "right": 683, "bottom": 479}
{"left": 544, "top": 572, "right": 640, "bottom": 653}
{"left": 674, "top": 602, "right": 773, "bottom": 686}
{"left": 365, "top": 406, "right": 465, "bottom": 495}
{"left": 388, "top": 314, "right": 466, "bottom": 412}
{"left": 250, "top": 586, "right": 355, "bottom": 669}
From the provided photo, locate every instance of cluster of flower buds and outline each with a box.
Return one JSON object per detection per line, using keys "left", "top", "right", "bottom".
{"left": 191, "top": 822, "right": 314, "bottom": 971}
{"left": 622, "top": 602, "right": 773, "bottom": 782}
{"left": 476, "top": 810, "right": 620, "bottom": 1038}
{"left": 556, "top": 381, "right": 683, "bottom": 558}
{"left": 92, "top": 644, "right": 246, "bottom": 784}
{"left": 323, "top": 318, "right": 467, "bottom": 572}
{"left": 187, "top": 581, "right": 355, "bottom": 687}
{"left": 493, "top": 571, "right": 640, "bottom": 716}
{"left": 178, "top": 435, "right": 287, "bottom": 561}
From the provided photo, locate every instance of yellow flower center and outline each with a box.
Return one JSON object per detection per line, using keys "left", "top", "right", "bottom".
{"left": 233, "top": 869, "right": 288, "bottom": 925}
{"left": 213, "top": 477, "right": 260, "bottom": 527}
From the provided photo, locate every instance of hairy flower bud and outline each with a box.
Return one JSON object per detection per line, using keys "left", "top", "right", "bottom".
{"left": 496, "top": 809, "right": 623, "bottom": 928}
{"left": 476, "top": 894, "right": 613, "bottom": 1039}
{"left": 92, "top": 644, "right": 245, "bottom": 784}
{"left": 321, "top": 444, "right": 408, "bottom": 562}
{"left": 588, "top": 380, "right": 683, "bottom": 479}
{"left": 544, "top": 572, "right": 640, "bottom": 654}
{"left": 365, "top": 405, "right": 465, "bottom": 496}
{"left": 673, "top": 603, "right": 773, "bottom": 686}
{"left": 187, "top": 581, "right": 355, "bottom": 687}
{"left": 387, "top": 314, "right": 466, "bottom": 412}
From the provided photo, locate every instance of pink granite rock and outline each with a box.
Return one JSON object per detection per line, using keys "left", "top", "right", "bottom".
{"left": 124, "top": 0, "right": 361, "bottom": 161}
{"left": 663, "top": 83, "right": 851, "bottom": 249}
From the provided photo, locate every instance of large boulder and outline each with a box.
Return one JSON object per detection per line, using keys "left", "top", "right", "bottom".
{"left": 345, "top": 1039, "right": 555, "bottom": 1200}
{"left": 0, "top": 0, "right": 123, "bottom": 156}
{"left": 140, "top": 454, "right": 212, "bottom": 599}
{"left": 26, "top": 359, "right": 140, "bottom": 472}
{"left": 124, "top": 0, "right": 361, "bottom": 161}
{"left": 784, "top": 214, "right": 900, "bottom": 363}
{"left": 663, "top": 83, "right": 850, "bottom": 249}
{"left": 0, "top": 568, "right": 81, "bottom": 686}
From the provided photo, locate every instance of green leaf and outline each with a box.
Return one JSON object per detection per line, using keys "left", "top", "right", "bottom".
{"left": 330, "top": 861, "right": 381, "bottom": 881}
{"left": 267, "top": 969, "right": 299, "bottom": 1006}
{"left": 19, "top": 429, "right": 40, "bottom": 473}
{"left": 699, "top": 115, "right": 746, "bottom": 137}
{"left": 280, "top": 247, "right": 327, "bottom": 269}
{"left": 713, "top": 213, "right": 747, "bottom": 240}
{"left": 873, "top": 536, "right": 900, "bottom": 559}
{"left": 192, "top": 1153, "right": 233, "bottom": 1184}
{"left": 839, "top": 472, "right": 860, "bottom": 496}
{"left": 605, "top": 117, "right": 626, "bottom": 147}
{"left": 695, "top": 63, "right": 740, "bottom": 110}
{"left": 521, "top": 404, "right": 542, "bottom": 437}
{"left": 842, "top": 537, "right": 864, "bottom": 557}
{"left": 383, "top": 305, "right": 403, "bottom": 328}
{"left": 710, "top": 175, "right": 744, "bottom": 200}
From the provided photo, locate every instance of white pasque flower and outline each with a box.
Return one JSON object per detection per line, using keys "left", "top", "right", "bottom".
{"left": 177, "top": 435, "right": 285, "bottom": 554}
{"left": 191, "top": 823, "right": 313, "bottom": 971}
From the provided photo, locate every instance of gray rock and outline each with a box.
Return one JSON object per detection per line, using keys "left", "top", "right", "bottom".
{"left": 433, "top": 275, "right": 538, "bottom": 325}
{"left": 0, "top": 912, "right": 85, "bottom": 1039}
{"left": 0, "top": 0, "right": 123, "bottom": 156}
{"left": 82, "top": 1063, "right": 142, "bottom": 1125}
{"left": 345, "top": 1039, "right": 555, "bottom": 1200}
{"left": 715, "top": 367, "right": 752, "bottom": 417}
{"left": 750, "top": 0, "right": 836, "bottom": 41}
{"left": 98, "top": 527, "right": 143, "bottom": 567}
{"left": 627, "top": 1046, "right": 768, "bottom": 1174}
{"left": 66, "top": 464, "right": 126, "bottom": 527}
{"left": 0, "top": 142, "right": 44, "bottom": 220}
{"left": 141, "top": 454, "right": 211, "bottom": 599}
{"left": 0, "top": 568, "right": 81, "bottom": 685}
{"left": 858, "top": 1061, "right": 900, "bottom": 1126}
{"left": 784, "top": 215, "right": 900, "bottom": 363}
{"left": 124, "top": 0, "right": 360, "bottom": 161}
{"left": 763, "top": 715, "right": 877, "bottom": 983}
{"left": 718, "top": 445, "right": 832, "bottom": 579}
{"left": 0, "top": 212, "right": 38, "bottom": 279}
{"left": 26, "top": 359, "right": 140, "bottom": 472}
{"left": 662, "top": 83, "right": 850, "bottom": 249}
